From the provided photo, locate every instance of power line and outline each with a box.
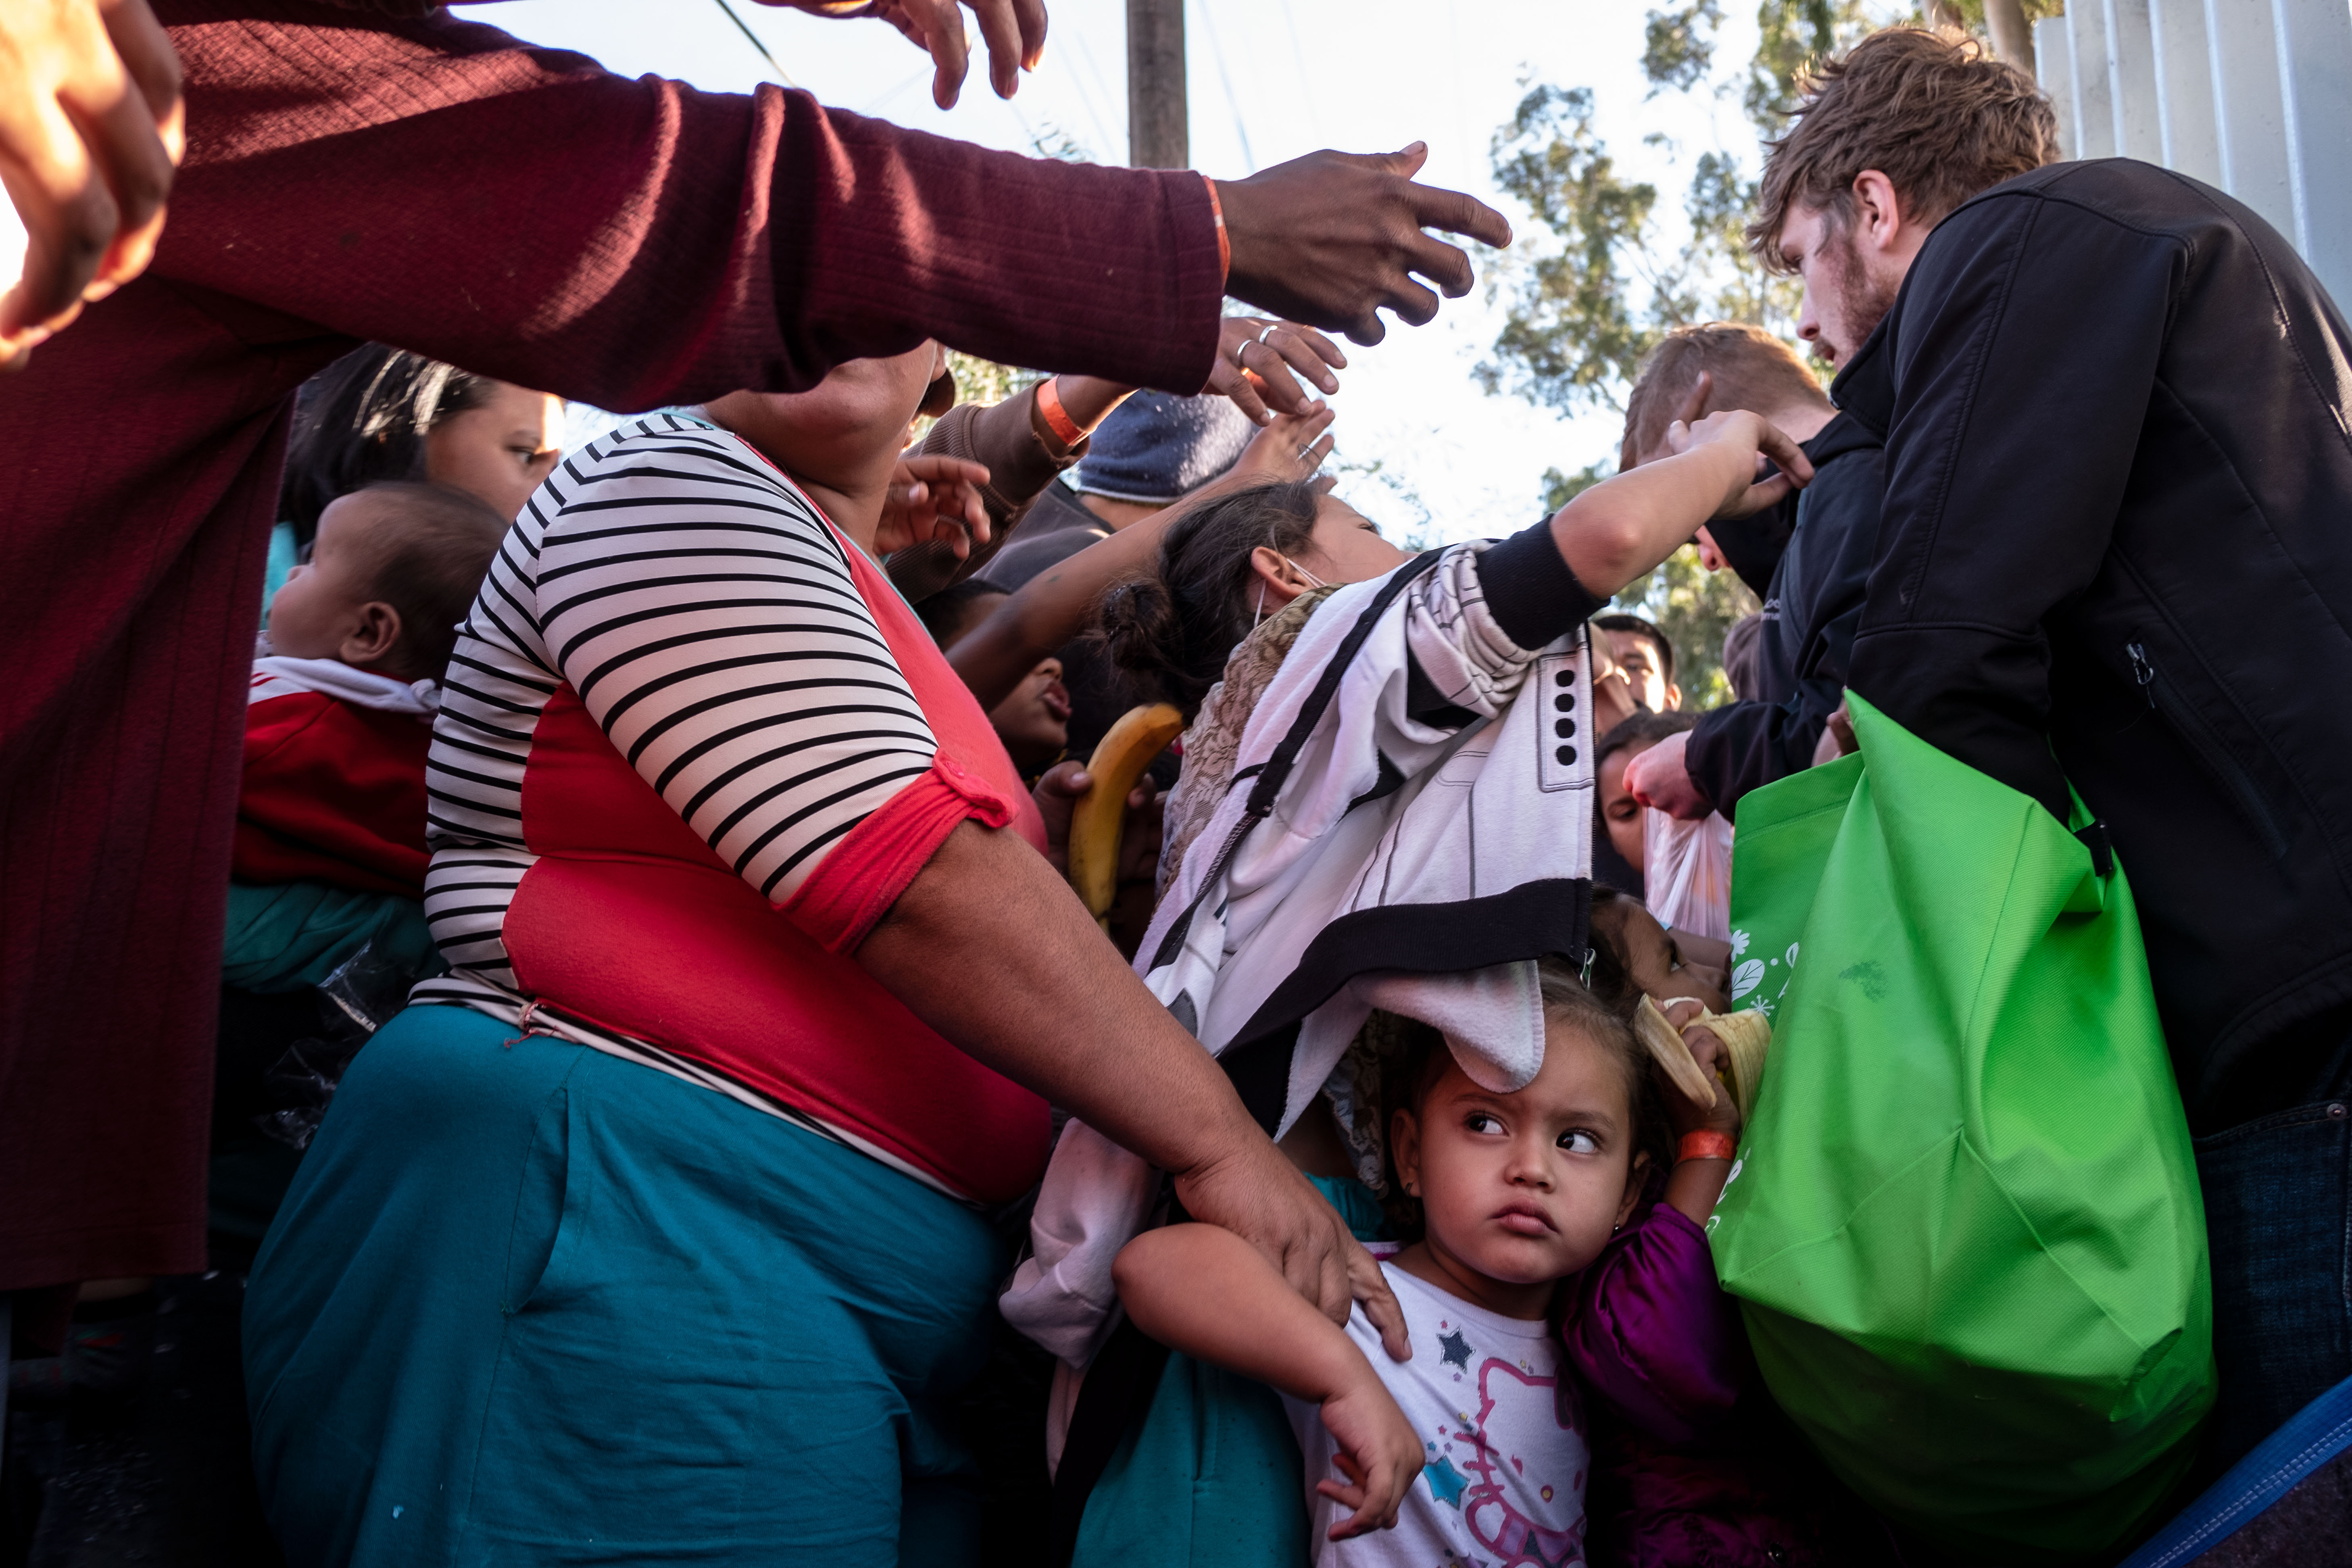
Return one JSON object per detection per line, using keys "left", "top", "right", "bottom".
{"left": 712, "top": 0, "right": 801, "bottom": 89}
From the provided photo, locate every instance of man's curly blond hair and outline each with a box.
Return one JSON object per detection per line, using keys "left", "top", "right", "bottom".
{"left": 1750, "top": 28, "right": 2059, "bottom": 269}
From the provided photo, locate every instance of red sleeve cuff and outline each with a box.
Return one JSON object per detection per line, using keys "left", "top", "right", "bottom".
{"left": 780, "top": 754, "right": 1019, "bottom": 954}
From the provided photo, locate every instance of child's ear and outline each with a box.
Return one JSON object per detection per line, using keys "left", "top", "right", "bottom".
{"left": 340, "top": 601, "right": 404, "bottom": 671}
{"left": 1388, "top": 1105, "right": 1423, "bottom": 1199}
{"left": 1616, "top": 1150, "right": 1651, "bottom": 1230}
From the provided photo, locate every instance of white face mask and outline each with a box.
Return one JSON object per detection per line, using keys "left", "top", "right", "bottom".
{"left": 1253, "top": 553, "right": 1327, "bottom": 625}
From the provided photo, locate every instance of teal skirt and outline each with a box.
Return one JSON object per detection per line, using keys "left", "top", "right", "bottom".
{"left": 244, "top": 1004, "right": 1004, "bottom": 1566}
{"left": 1072, "top": 1175, "right": 1390, "bottom": 1568}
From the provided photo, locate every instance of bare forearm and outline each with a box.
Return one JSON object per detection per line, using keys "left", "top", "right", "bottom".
{"left": 857, "top": 820, "right": 1260, "bottom": 1178}
{"left": 1550, "top": 442, "right": 1751, "bottom": 597}
{"left": 1117, "top": 1225, "right": 1371, "bottom": 1401}
{"left": 948, "top": 468, "right": 1250, "bottom": 707}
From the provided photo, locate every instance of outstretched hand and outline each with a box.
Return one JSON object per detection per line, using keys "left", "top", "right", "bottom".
{"left": 1229, "top": 402, "right": 1337, "bottom": 488}
{"left": 1664, "top": 409, "right": 1814, "bottom": 518}
{"left": 0, "top": 0, "right": 183, "bottom": 369}
{"left": 876, "top": 452, "right": 991, "bottom": 557}
{"left": 769, "top": 0, "right": 1046, "bottom": 108}
{"left": 1208, "top": 316, "right": 1347, "bottom": 424}
{"left": 1218, "top": 143, "right": 1513, "bottom": 346}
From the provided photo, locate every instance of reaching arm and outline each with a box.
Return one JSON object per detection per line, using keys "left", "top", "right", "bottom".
{"left": 947, "top": 402, "right": 1335, "bottom": 709}
{"left": 862, "top": 819, "right": 1409, "bottom": 1360}
{"left": 1549, "top": 411, "right": 1811, "bottom": 599}
{"left": 1116, "top": 1223, "right": 1422, "bottom": 1539}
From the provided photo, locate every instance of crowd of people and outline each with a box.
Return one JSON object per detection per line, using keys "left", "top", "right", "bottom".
{"left": 4, "top": 2, "right": 2352, "bottom": 1565}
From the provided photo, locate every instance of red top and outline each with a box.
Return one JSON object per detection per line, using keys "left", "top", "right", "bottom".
{"left": 0, "top": 0, "right": 1222, "bottom": 1291}
{"left": 236, "top": 668, "right": 436, "bottom": 897}
{"left": 490, "top": 489, "right": 1051, "bottom": 1201}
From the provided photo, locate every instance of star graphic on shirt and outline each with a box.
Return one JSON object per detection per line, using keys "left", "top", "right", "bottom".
{"left": 1423, "top": 1453, "right": 1469, "bottom": 1510}
{"left": 1437, "top": 1328, "right": 1473, "bottom": 1370}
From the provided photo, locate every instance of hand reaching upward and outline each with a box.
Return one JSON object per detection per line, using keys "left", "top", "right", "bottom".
{"left": 0, "top": 0, "right": 182, "bottom": 369}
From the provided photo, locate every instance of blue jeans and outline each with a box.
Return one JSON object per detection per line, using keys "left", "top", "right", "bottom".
{"left": 2194, "top": 1097, "right": 2352, "bottom": 1472}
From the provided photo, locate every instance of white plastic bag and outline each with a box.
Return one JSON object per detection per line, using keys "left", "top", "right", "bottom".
{"left": 1643, "top": 807, "right": 1735, "bottom": 940}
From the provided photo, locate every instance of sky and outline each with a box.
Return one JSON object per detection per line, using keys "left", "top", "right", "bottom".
{"left": 485, "top": 0, "right": 1788, "bottom": 543}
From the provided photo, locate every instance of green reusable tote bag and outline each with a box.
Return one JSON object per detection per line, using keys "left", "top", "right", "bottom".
{"left": 1708, "top": 694, "right": 2212, "bottom": 1563}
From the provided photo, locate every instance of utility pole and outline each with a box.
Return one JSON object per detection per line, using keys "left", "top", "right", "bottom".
{"left": 1127, "top": 0, "right": 1188, "bottom": 168}
{"left": 1983, "top": 0, "right": 2035, "bottom": 78}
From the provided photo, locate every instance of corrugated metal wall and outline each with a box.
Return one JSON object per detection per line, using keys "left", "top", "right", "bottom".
{"left": 2035, "top": 0, "right": 2352, "bottom": 303}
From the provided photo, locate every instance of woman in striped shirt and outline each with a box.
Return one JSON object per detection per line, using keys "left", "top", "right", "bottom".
{"left": 242, "top": 337, "right": 1396, "bottom": 1566}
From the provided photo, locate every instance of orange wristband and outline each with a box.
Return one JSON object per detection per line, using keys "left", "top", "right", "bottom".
{"left": 1202, "top": 174, "right": 1230, "bottom": 283}
{"left": 1034, "top": 376, "right": 1085, "bottom": 447}
{"left": 1677, "top": 1130, "right": 1737, "bottom": 1164}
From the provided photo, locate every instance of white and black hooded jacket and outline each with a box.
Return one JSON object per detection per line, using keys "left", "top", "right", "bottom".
{"left": 1001, "top": 523, "right": 1607, "bottom": 1516}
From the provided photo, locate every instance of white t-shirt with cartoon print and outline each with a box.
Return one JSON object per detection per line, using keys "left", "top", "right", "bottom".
{"left": 1284, "top": 1255, "right": 1590, "bottom": 1567}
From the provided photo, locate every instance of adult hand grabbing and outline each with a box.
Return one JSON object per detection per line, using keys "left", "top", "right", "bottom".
{"left": 0, "top": 0, "right": 182, "bottom": 368}
{"left": 769, "top": 0, "right": 1047, "bottom": 108}
{"left": 1174, "top": 1138, "right": 1410, "bottom": 1362}
{"left": 1622, "top": 730, "right": 1714, "bottom": 822}
{"left": 1208, "top": 316, "right": 1346, "bottom": 423}
{"left": 1217, "top": 143, "right": 1512, "bottom": 346}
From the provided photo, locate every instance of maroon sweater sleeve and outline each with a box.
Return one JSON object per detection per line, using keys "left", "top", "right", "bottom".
{"left": 154, "top": 1, "right": 1227, "bottom": 408}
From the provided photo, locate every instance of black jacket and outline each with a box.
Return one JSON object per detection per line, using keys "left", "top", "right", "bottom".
{"left": 1841, "top": 158, "right": 2352, "bottom": 1129}
{"left": 1685, "top": 414, "right": 1885, "bottom": 820}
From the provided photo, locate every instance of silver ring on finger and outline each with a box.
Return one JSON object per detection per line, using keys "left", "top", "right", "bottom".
{"left": 1257, "top": 323, "right": 1282, "bottom": 346}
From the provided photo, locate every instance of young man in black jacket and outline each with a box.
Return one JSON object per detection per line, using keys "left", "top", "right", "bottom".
{"left": 1616, "top": 324, "right": 1887, "bottom": 821}
{"left": 1738, "top": 27, "right": 2352, "bottom": 1471}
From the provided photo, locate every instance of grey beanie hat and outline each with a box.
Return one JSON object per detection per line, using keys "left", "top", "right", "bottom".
{"left": 1072, "top": 391, "right": 1255, "bottom": 505}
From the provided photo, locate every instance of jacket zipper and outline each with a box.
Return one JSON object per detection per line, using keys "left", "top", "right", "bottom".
{"left": 2127, "top": 640, "right": 2289, "bottom": 859}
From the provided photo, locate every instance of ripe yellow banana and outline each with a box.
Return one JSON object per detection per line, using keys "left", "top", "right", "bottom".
{"left": 1069, "top": 702, "right": 1184, "bottom": 926}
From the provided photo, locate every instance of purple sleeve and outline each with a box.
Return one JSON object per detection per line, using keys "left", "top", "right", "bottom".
{"left": 1561, "top": 1203, "right": 1745, "bottom": 1445}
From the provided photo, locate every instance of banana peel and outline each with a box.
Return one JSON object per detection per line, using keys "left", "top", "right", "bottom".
{"left": 1685, "top": 1006, "right": 1771, "bottom": 1126}
{"left": 1634, "top": 995, "right": 1720, "bottom": 1108}
{"left": 1069, "top": 702, "right": 1184, "bottom": 928}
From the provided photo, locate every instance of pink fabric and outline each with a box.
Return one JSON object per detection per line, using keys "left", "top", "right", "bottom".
{"left": 0, "top": 0, "right": 1220, "bottom": 1289}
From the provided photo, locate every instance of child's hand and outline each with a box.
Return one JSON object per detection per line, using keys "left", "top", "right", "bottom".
{"left": 1315, "top": 1374, "right": 1425, "bottom": 1539}
{"left": 876, "top": 454, "right": 991, "bottom": 557}
{"left": 1209, "top": 317, "right": 1348, "bottom": 423}
{"left": 1664, "top": 409, "right": 1814, "bottom": 519}
{"left": 1030, "top": 759, "right": 1154, "bottom": 879}
{"left": 1670, "top": 1023, "right": 1744, "bottom": 1141}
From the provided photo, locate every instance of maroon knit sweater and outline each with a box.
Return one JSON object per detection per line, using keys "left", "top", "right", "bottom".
{"left": 0, "top": 0, "right": 1224, "bottom": 1292}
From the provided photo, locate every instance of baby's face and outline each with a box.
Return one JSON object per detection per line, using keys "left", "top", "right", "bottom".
{"left": 988, "top": 656, "right": 1071, "bottom": 774}
{"left": 1393, "top": 1023, "right": 1643, "bottom": 1310}
{"left": 268, "top": 495, "right": 389, "bottom": 663}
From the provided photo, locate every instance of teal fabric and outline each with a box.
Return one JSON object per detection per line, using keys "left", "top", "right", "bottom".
{"left": 244, "top": 1005, "right": 1004, "bottom": 1567}
{"left": 1309, "top": 1173, "right": 1390, "bottom": 1246}
{"left": 261, "top": 520, "right": 298, "bottom": 627}
{"left": 1070, "top": 1174, "right": 1387, "bottom": 1568}
{"left": 222, "top": 881, "right": 441, "bottom": 993}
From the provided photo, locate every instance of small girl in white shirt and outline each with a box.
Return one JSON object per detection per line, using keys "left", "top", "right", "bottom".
{"left": 1113, "top": 954, "right": 1743, "bottom": 1563}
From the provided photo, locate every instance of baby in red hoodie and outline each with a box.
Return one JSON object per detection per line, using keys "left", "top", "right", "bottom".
{"left": 241, "top": 481, "right": 507, "bottom": 901}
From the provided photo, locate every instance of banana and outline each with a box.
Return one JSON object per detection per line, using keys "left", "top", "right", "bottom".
{"left": 1068, "top": 702, "right": 1184, "bottom": 927}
